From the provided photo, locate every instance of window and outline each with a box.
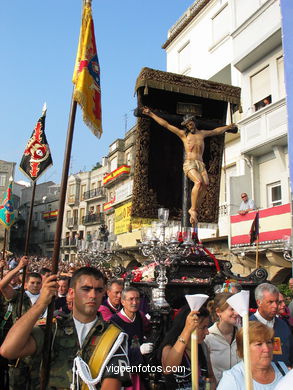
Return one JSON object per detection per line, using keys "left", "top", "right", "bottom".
{"left": 69, "top": 184, "right": 75, "bottom": 195}
{"left": 251, "top": 66, "right": 271, "bottom": 111}
{"left": 110, "top": 142, "right": 117, "bottom": 153}
{"left": 267, "top": 181, "right": 282, "bottom": 207}
{"left": 110, "top": 157, "right": 117, "bottom": 172}
{"left": 178, "top": 41, "right": 190, "bottom": 74}
{"left": 79, "top": 208, "right": 85, "bottom": 222}
{"left": 211, "top": 5, "right": 229, "bottom": 44}
{"left": 254, "top": 95, "right": 271, "bottom": 112}
{"left": 0, "top": 174, "right": 6, "bottom": 187}
{"left": 80, "top": 184, "right": 86, "bottom": 200}
{"left": 125, "top": 152, "right": 131, "bottom": 165}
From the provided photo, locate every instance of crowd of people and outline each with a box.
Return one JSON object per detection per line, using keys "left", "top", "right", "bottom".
{"left": 0, "top": 255, "right": 293, "bottom": 389}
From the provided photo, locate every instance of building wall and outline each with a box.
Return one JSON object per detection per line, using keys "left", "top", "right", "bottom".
{"left": 60, "top": 126, "right": 137, "bottom": 261}
{"left": 163, "top": 0, "right": 289, "bottom": 277}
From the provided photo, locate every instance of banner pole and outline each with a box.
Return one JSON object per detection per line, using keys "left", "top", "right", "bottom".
{"left": 0, "top": 229, "right": 7, "bottom": 279}
{"left": 255, "top": 239, "right": 259, "bottom": 269}
{"left": 17, "top": 180, "right": 37, "bottom": 317}
{"left": 40, "top": 95, "right": 77, "bottom": 390}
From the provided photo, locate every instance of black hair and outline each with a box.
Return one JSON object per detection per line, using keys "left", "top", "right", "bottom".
{"left": 39, "top": 267, "right": 51, "bottom": 275}
{"left": 58, "top": 276, "right": 70, "bottom": 284}
{"left": 70, "top": 266, "right": 106, "bottom": 288}
{"left": 26, "top": 272, "right": 42, "bottom": 282}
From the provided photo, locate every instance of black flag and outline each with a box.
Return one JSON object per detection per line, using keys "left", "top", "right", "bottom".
{"left": 250, "top": 211, "right": 259, "bottom": 245}
{"left": 19, "top": 106, "right": 52, "bottom": 181}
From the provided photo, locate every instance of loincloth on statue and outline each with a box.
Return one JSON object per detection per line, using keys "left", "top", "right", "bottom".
{"left": 183, "top": 159, "right": 207, "bottom": 176}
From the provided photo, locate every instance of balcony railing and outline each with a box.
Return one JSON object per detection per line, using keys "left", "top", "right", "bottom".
{"left": 83, "top": 187, "right": 105, "bottom": 201}
{"left": 239, "top": 99, "right": 287, "bottom": 155}
{"left": 103, "top": 165, "right": 130, "bottom": 187}
{"left": 230, "top": 203, "right": 291, "bottom": 250}
{"left": 61, "top": 238, "right": 78, "bottom": 247}
{"left": 66, "top": 217, "right": 78, "bottom": 228}
{"left": 67, "top": 194, "right": 76, "bottom": 204}
{"left": 82, "top": 213, "right": 104, "bottom": 225}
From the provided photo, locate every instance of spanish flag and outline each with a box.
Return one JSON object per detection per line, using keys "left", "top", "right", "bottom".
{"left": 73, "top": 1, "right": 102, "bottom": 138}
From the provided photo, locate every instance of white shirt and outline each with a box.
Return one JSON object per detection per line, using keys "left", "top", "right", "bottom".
{"left": 25, "top": 290, "right": 40, "bottom": 305}
{"left": 254, "top": 310, "right": 275, "bottom": 328}
{"left": 239, "top": 198, "right": 256, "bottom": 211}
{"left": 120, "top": 308, "right": 136, "bottom": 323}
{"left": 73, "top": 316, "right": 98, "bottom": 347}
{"left": 274, "top": 369, "right": 293, "bottom": 389}
{"left": 25, "top": 290, "right": 47, "bottom": 318}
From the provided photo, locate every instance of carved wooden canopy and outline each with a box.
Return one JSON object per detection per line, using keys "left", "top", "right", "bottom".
{"left": 131, "top": 68, "right": 241, "bottom": 223}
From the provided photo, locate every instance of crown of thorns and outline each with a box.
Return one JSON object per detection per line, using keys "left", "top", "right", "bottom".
{"left": 181, "top": 114, "right": 196, "bottom": 126}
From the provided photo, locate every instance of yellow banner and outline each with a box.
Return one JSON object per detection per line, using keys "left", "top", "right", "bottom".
{"left": 114, "top": 202, "right": 152, "bottom": 235}
{"left": 72, "top": 3, "right": 102, "bottom": 138}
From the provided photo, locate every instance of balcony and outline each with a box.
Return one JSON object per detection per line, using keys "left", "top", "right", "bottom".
{"left": 82, "top": 213, "right": 104, "bottom": 225}
{"left": 83, "top": 187, "right": 105, "bottom": 201}
{"left": 239, "top": 99, "right": 287, "bottom": 156}
{"left": 67, "top": 194, "right": 77, "bottom": 205}
{"left": 66, "top": 217, "right": 78, "bottom": 229}
{"left": 103, "top": 165, "right": 130, "bottom": 187}
{"left": 61, "top": 238, "right": 78, "bottom": 247}
{"left": 230, "top": 203, "right": 291, "bottom": 251}
{"left": 232, "top": 0, "right": 281, "bottom": 71}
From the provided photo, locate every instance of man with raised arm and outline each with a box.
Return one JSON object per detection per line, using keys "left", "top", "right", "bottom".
{"left": 0, "top": 267, "right": 131, "bottom": 390}
{"left": 142, "top": 107, "right": 237, "bottom": 225}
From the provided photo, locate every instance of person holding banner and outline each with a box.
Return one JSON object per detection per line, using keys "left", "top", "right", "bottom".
{"left": 159, "top": 305, "right": 216, "bottom": 390}
{"left": 0, "top": 267, "right": 131, "bottom": 390}
{"left": 217, "top": 321, "right": 288, "bottom": 390}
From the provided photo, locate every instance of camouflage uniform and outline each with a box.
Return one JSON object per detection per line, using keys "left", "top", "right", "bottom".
{"left": 7, "top": 290, "right": 41, "bottom": 390}
{"left": 0, "top": 295, "right": 13, "bottom": 390}
{"left": 31, "top": 313, "right": 131, "bottom": 390}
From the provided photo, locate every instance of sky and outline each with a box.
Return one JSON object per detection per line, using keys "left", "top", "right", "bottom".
{"left": 0, "top": 0, "right": 193, "bottom": 185}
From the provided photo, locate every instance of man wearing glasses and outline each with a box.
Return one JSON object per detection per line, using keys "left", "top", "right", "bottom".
{"left": 238, "top": 193, "right": 256, "bottom": 215}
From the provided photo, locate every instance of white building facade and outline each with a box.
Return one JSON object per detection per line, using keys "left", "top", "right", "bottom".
{"left": 163, "top": 0, "right": 289, "bottom": 280}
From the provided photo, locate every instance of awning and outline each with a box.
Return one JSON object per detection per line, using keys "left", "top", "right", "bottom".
{"left": 135, "top": 67, "right": 241, "bottom": 106}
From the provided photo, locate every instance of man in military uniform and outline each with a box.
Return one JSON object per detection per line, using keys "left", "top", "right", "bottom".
{"left": 0, "top": 256, "right": 44, "bottom": 390}
{"left": 0, "top": 267, "right": 131, "bottom": 389}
